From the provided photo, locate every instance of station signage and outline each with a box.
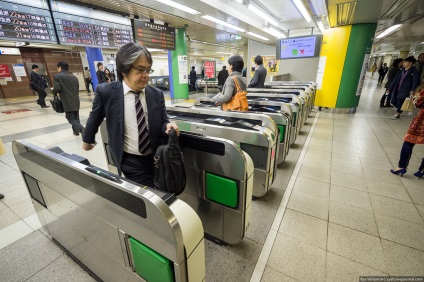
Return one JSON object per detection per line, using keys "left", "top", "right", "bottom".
{"left": 134, "top": 21, "right": 176, "bottom": 50}
{"left": 204, "top": 61, "right": 216, "bottom": 79}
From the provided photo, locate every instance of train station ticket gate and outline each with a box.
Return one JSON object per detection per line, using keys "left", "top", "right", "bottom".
{"left": 165, "top": 106, "right": 277, "bottom": 198}
{"left": 13, "top": 140, "right": 205, "bottom": 282}
{"left": 99, "top": 123, "right": 255, "bottom": 245}
{"left": 191, "top": 99, "right": 292, "bottom": 164}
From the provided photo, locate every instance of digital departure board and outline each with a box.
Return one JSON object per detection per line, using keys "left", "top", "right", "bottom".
{"left": 51, "top": 1, "right": 132, "bottom": 48}
{"left": 134, "top": 21, "right": 175, "bottom": 50}
{"left": 0, "top": 1, "right": 57, "bottom": 43}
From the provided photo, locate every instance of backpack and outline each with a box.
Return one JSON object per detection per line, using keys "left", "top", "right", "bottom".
{"left": 222, "top": 77, "right": 248, "bottom": 112}
{"left": 154, "top": 128, "right": 186, "bottom": 195}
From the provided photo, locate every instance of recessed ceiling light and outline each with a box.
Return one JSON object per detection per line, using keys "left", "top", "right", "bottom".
{"left": 155, "top": 0, "right": 201, "bottom": 15}
{"left": 376, "top": 24, "right": 402, "bottom": 39}
{"left": 202, "top": 15, "right": 246, "bottom": 32}
{"left": 246, "top": 32, "right": 269, "bottom": 41}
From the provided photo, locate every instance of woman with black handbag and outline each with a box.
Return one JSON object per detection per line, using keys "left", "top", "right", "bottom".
{"left": 380, "top": 58, "right": 403, "bottom": 107}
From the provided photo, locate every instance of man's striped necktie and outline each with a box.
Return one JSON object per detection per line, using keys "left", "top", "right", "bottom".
{"left": 131, "top": 90, "right": 151, "bottom": 155}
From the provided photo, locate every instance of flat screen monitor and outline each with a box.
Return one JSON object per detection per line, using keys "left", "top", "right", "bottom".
{"left": 276, "top": 35, "right": 322, "bottom": 59}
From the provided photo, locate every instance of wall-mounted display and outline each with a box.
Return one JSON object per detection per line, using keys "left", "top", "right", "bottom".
{"left": 204, "top": 61, "right": 216, "bottom": 79}
{"left": 0, "top": 1, "right": 57, "bottom": 43}
{"left": 134, "top": 21, "right": 175, "bottom": 50}
{"left": 276, "top": 35, "right": 322, "bottom": 59}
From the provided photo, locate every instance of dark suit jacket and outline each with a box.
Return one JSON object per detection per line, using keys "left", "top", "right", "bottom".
{"left": 96, "top": 69, "right": 107, "bottom": 84}
{"left": 388, "top": 66, "right": 420, "bottom": 99}
{"left": 248, "top": 65, "right": 267, "bottom": 88}
{"left": 83, "top": 81, "right": 169, "bottom": 175}
{"left": 52, "top": 70, "right": 80, "bottom": 112}
{"left": 30, "top": 71, "right": 46, "bottom": 91}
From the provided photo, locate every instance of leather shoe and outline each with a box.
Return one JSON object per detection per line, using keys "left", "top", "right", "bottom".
{"left": 41, "top": 106, "right": 50, "bottom": 108}
{"left": 0, "top": 193, "right": 4, "bottom": 199}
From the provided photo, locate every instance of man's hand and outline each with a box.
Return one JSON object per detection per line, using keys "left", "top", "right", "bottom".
{"left": 82, "top": 142, "right": 95, "bottom": 151}
{"left": 166, "top": 123, "right": 179, "bottom": 136}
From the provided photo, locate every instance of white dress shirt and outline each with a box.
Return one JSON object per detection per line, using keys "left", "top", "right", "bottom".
{"left": 122, "top": 81, "right": 149, "bottom": 155}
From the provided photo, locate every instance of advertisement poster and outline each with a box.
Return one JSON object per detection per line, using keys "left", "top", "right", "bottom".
{"left": 177, "top": 55, "right": 188, "bottom": 84}
{"left": 12, "top": 64, "right": 27, "bottom": 77}
{"left": 0, "top": 64, "right": 11, "bottom": 78}
{"left": 251, "top": 56, "right": 279, "bottom": 75}
{"left": 204, "top": 61, "right": 216, "bottom": 79}
{"left": 356, "top": 54, "right": 370, "bottom": 96}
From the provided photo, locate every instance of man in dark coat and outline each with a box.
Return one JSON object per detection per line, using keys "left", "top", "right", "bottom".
{"left": 96, "top": 62, "right": 108, "bottom": 84}
{"left": 189, "top": 66, "right": 197, "bottom": 91}
{"left": 30, "top": 65, "right": 49, "bottom": 108}
{"left": 82, "top": 42, "right": 179, "bottom": 187}
{"left": 388, "top": 56, "right": 420, "bottom": 119}
{"left": 217, "top": 66, "right": 229, "bottom": 91}
{"left": 52, "top": 61, "right": 84, "bottom": 136}
{"left": 377, "top": 63, "right": 388, "bottom": 83}
{"left": 248, "top": 55, "right": 267, "bottom": 88}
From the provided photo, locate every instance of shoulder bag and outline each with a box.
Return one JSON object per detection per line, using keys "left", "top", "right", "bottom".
{"left": 50, "top": 94, "right": 64, "bottom": 113}
{"left": 222, "top": 77, "right": 249, "bottom": 112}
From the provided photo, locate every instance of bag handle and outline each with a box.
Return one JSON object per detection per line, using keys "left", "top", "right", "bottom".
{"left": 168, "top": 128, "right": 181, "bottom": 151}
{"left": 232, "top": 77, "right": 242, "bottom": 93}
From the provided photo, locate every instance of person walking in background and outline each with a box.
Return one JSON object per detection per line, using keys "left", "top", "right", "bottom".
{"left": 52, "top": 61, "right": 84, "bottom": 136}
{"left": 189, "top": 66, "right": 197, "bottom": 91}
{"left": 82, "top": 42, "right": 179, "bottom": 187}
{"left": 110, "top": 70, "right": 116, "bottom": 82}
{"left": 380, "top": 58, "right": 403, "bottom": 107}
{"left": 390, "top": 84, "right": 424, "bottom": 178}
{"left": 104, "top": 68, "right": 112, "bottom": 83}
{"left": 388, "top": 56, "right": 420, "bottom": 119}
{"left": 96, "top": 62, "right": 108, "bottom": 84}
{"left": 378, "top": 63, "right": 389, "bottom": 83}
{"left": 413, "top": 53, "right": 424, "bottom": 83}
{"left": 217, "top": 66, "right": 229, "bottom": 91}
{"left": 248, "top": 55, "right": 267, "bottom": 88}
{"left": 83, "top": 67, "right": 94, "bottom": 93}
{"left": 371, "top": 63, "right": 377, "bottom": 76}
{"left": 30, "top": 65, "right": 49, "bottom": 108}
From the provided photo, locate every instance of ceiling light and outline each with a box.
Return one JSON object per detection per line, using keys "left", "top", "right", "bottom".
{"left": 317, "top": 21, "right": 326, "bottom": 34}
{"left": 246, "top": 32, "right": 269, "bottom": 41}
{"left": 202, "top": 15, "right": 246, "bottom": 32}
{"left": 379, "top": 0, "right": 414, "bottom": 20}
{"left": 234, "top": 0, "right": 243, "bottom": 3}
{"left": 264, "top": 27, "right": 286, "bottom": 38}
{"left": 155, "top": 0, "right": 201, "bottom": 15}
{"left": 376, "top": 24, "right": 402, "bottom": 39}
{"left": 292, "top": 0, "right": 311, "bottom": 22}
{"left": 336, "top": 1, "right": 357, "bottom": 26}
{"left": 247, "top": 3, "right": 279, "bottom": 27}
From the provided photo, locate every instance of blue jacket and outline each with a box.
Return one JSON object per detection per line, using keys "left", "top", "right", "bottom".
{"left": 389, "top": 66, "right": 420, "bottom": 99}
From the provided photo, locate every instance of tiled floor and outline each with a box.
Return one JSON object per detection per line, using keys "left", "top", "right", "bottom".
{"left": 1, "top": 74, "right": 424, "bottom": 281}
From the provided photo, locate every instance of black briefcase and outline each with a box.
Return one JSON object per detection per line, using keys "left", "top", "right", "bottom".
{"left": 50, "top": 94, "right": 64, "bottom": 113}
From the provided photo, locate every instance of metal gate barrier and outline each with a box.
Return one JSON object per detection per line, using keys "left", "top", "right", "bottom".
{"left": 12, "top": 140, "right": 205, "bottom": 282}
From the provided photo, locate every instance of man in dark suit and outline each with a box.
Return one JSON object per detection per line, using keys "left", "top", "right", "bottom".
{"left": 377, "top": 63, "right": 388, "bottom": 83}
{"left": 96, "top": 62, "right": 108, "bottom": 84}
{"left": 189, "top": 66, "right": 197, "bottom": 91}
{"left": 217, "top": 66, "right": 229, "bottom": 91}
{"left": 52, "top": 61, "right": 84, "bottom": 136}
{"left": 82, "top": 42, "right": 179, "bottom": 187}
{"left": 30, "top": 65, "right": 49, "bottom": 108}
{"left": 248, "top": 55, "right": 267, "bottom": 88}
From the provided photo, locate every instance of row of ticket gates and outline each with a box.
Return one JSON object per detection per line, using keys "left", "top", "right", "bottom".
{"left": 13, "top": 81, "right": 316, "bottom": 282}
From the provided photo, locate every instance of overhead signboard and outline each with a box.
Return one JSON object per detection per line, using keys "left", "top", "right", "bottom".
{"left": 204, "top": 61, "right": 216, "bottom": 79}
{"left": 50, "top": 1, "right": 133, "bottom": 48}
{"left": 133, "top": 21, "right": 175, "bottom": 50}
{"left": 276, "top": 35, "right": 322, "bottom": 60}
{"left": 0, "top": 0, "right": 57, "bottom": 44}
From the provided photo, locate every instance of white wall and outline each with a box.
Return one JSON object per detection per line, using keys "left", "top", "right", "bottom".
{"left": 278, "top": 57, "right": 320, "bottom": 81}
{"left": 151, "top": 57, "right": 169, "bottom": 76}
{"left": 247, "top": 40, "right": 276, "bottom": 83}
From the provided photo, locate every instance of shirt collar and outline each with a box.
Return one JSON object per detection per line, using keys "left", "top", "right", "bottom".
{"left": 123, "top": 80, "right": 144, "bottom": 95}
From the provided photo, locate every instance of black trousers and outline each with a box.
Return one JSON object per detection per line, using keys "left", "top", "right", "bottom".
{"left": 399, "top": 141, "right": 415, "bottom": 168}
{"left": 36, "top": 89, "right": 47, "bottom": 107}
{"left": 85, "top": 78, "right": 94, "bottom": 92}
{"left": 379, "top": 90, "right": 391, "bottom": 106}
{"left": 121, "top": 152, "right": 155, "bottom": 187}
{"left": 378, "top": 74, "right": 386, "bottom": 83}
{"left": 65, "top": 111, "right": 84, "bottom": 134}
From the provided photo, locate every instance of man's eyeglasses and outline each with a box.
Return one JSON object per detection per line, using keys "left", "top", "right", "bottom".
{"left": 131, "top": 66, "right": 154, "bottom": 74}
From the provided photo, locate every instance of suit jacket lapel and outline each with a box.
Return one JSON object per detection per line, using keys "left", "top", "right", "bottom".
{"left": 112, "top": 82, "right": 125, "bottom": 137}
{"left": 145, "top": 86, "right": 153, "bottom": 132}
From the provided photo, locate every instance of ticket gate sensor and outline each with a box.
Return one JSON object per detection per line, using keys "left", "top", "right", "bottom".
{"left": 192, "top": 99, "right": 292, "bottom": 164}
{"left": 13, "top": 140, "right": 205, "bottom": 282}
{"left": 165, "top": 106, "right": 277, "bottom": 198}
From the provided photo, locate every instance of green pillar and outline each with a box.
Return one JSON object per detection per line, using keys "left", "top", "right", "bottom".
{"left": 168, "top": 28, "right": 189, "bottom": 99}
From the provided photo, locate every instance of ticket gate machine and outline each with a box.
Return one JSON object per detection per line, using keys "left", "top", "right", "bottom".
{"left": 99, "top": 123, "right": 255, "bottom": 245}
{"left": 13, "top": 140, "right": 205, "bottom": 282}
{"left": 165, "top": 106, "right": 277, "bottom": 198}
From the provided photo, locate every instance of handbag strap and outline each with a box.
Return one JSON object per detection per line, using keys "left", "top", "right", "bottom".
{"left": 232, "top": 76, "right": 242, "bottom": 93}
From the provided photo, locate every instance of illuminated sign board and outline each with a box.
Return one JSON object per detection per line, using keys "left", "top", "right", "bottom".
{"left": 134, "top": 21, "right": 175, "bottom": 50}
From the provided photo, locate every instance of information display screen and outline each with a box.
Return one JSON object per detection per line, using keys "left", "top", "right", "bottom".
{"left": 0, "top": 1, "right": 57, "bottom": 43}
{"left": 53, "top": 13, "right": 132, "bottom": 48}
{"left": 276, "top": 35, "right": 322, "bottom": 60}
{"left": 134, "top": 21, "right": 175, "bottom": 50}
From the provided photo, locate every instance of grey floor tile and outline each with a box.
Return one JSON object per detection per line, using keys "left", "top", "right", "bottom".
{"left": 327, "top": 223, "right": 386, "bottom": 272}
{"left": 363, "top": 167, "right": 403, "bottom": 185}
{"left": 330, "top": 185, "right": 372, "bottom": 211}
{"left": 366, "top": 179, "right": 411, "bottom": 202}
{"left": 404, "top": 185, "right": 424, "bottom": 206}
{"left": 254, "top": 187, "right": 285, "bottom": 209}
{"left": 267, "top": 233, "right": 326, "bottom": 282}
{"left": 416, "top": 204, "right": 424, "bottom": 221}
{"left": 298, "top": 165, "right": 331, "bottom": 183}
{"left": 331, "top": 172, "right": 368, "bottom": 192}
{"left": 261, "top": 266, "right": 298, "bottom": 282}
{"left": 360, "top": 157, "right": 393, "bottom": 170}
{"left": 326, "top": 252, "right": 387, "bottom": 282}
{"left": 205, "top": 240, "right": 255, "bottom": 282}
{"left": 304, "top": 149, "right": 332, "bottom": 161}
{"left": 329, "top": 201, "right": 378, "bottom": 236}
{"left": 25, "top": 255, "right": 96, "bottom": 282}
{"left": 0, "top": 207, "right": 20, "bottom": 229}
{"left": 331, "top": 161, "right": 364, "bottom": 177}
{"left": 287, "top": 190, "right": 329, "bottom": 220}
{"left": 245, "top": 202, "right": 277, "bottom": 244}
{"left": 279, "top": 209, "right": 328, "bottom": 250}
{"left": 292, "top": 177, "right": 330, "bottom": 200}
{"left": 9, "top": 198, "right": 37, "bottom": 219}
{"left": 332, "top": 153, "right": 361, "bottom": 166}
{"left": 370, "top": 194, "right": 424, "bottom": 225}
{"left": 381, "top": 239, "right": 424, "bottom": 276}
{"left": 0, "top": 231, "right": 63, "bottom": 282}
{"left": 0, "top": 200, "right": 7, "bottom": 211}
{"left": 222, "top": 236, "right": 263, "bottom": 263}
{"left": 374, "top": 213, "right": 424, "bottom": 252}
{"left": 302, "top": 155, "right": 332, "bottom": 171}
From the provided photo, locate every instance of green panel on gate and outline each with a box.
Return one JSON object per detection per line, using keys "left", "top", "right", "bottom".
{"left": 277, "top": 125, "right": 285, "bottom": 142}
{"left": 205, "top": 173, "right": 238, "bottom": 208}
{"left": 129, "top": 237, "right": 174, "bottom": 282}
